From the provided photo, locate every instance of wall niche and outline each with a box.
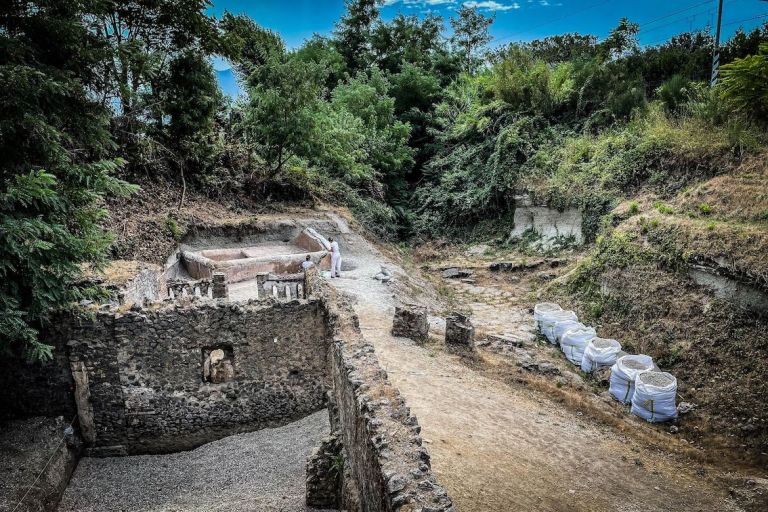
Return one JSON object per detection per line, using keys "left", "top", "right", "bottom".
{"left": 202, "top": 345, "right": 235, "bottom": 384}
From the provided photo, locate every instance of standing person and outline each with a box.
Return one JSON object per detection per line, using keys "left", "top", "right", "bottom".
{"left": 329, "top": 237, "right": 342, "bottom": 278}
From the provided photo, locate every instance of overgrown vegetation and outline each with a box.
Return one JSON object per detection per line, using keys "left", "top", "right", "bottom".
{"left": 3, "top": 0, "right": 768, "bottom": 359}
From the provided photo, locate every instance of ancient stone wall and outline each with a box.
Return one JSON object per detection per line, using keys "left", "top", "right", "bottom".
{"left": 308, "top": 271, "right": 454, "bottom": 512}
{"left": 67, "top": 299, "right": 330, "bottom": 455}
{"left": 509, "top": 194, "right": 583, "bottom": 248}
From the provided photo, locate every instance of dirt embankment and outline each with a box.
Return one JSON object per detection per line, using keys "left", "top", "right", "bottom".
{"left": 104, "top": 179, "right": 291, "bottom": 264}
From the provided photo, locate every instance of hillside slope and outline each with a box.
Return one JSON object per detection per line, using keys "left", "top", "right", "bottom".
{"left": 543, "top": 153, "right": 768, "bottom": 460}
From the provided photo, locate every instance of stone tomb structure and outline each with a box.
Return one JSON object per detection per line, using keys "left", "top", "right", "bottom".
{"left": 179, "top": 227, "right": 331, "bottom": 299}
{"left": 0, "top": 221, "right": 453, "bottom": 512}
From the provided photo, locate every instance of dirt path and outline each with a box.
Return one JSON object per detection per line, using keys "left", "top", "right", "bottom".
{"left": 327, "top": 223, "right": 743, "bottom": 512}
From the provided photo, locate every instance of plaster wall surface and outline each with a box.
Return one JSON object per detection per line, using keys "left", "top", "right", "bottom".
{"left": 509, "top": 195, "right": 583, "bottom": 248}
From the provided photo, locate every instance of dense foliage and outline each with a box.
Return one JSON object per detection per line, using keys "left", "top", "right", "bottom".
{"left": 2, "top": 0, "right": 768, "bottom": 358}
{"left": 1, "top": 1, "right": 136, "bottom": 359}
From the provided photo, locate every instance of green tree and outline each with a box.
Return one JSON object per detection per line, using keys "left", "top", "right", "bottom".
{"left": 294, "top": 35, "right": 349, "bottom": 92}
{"left": 370, "top": 13, "right": 445, "bottom": 74}
{"left": 330, "top": 69, "right": 413, "bottom": 201}
{"left": 1, "top": 0, "right": 136, "bottom": 359}
{"left": 450, "top": 5, "right": 494, "bottom": 74}
{"left": 719, "top": 43, "right": 768, "bottom": 125}
{"left": 87, "top": 0, "right": 220, "bottom": 174}
{"left": 219, "top": 12, "right": 285, "bottom": 77}
{"left": 159, "top": 50, "right": 223, "bottom": 198}
{"left": 244, "top": 54, "right": 326, "bottom": 181}
{"left": 333, "top": 0, "right": 382, "bottom": 72}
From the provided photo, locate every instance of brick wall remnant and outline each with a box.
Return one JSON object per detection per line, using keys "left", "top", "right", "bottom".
{"left": 446, "top": 312, "right": 475, "bottom": 350}
{"left": 307, "top": 271, "right": 455, "bottom": 512}
{"left": 65, "top": 299, "right": 330, "bottom": 455}
{"left": 391, "top": 303, "right": 429, "bottom": 343}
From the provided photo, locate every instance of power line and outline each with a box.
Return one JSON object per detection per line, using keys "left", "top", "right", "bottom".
{"left": 641, "top": 12, "right": 767, "bottom": 47}
{"left": 636, "top": 9, "right": 715, "bottom": 37}
{"left": 636, "top": 0, "right": 716, "bottom": 28}
{"left": 493, "top": 0, "right": 612, "bottom": 44}
{"left": 722, "top": 11, "right": 768, "bottom": 27}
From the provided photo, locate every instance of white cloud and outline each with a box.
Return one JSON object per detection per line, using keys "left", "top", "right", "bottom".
{"left": 383, "top": 0, "right": 522, "bottom": 13}
{"left": 383, "top": 0, "right": 458, "bottom": 6}
{"left": 462, "top": 1, "right": 521, "bottom": 11}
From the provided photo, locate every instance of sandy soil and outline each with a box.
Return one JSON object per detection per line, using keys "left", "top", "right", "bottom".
{"left": 324, "top": 218, "right": 747, "bottom": 512}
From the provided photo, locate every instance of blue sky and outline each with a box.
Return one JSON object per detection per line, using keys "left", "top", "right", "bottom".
{"left": 210, "top": 0, "right": 768, "bottom": 94}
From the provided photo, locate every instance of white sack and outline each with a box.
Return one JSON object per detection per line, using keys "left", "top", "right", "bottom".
{"left": 581, "top": 337, "right": 622, "bottom": 373}
{"left": 553, "top": 320, "right": 585, "bottom": 344}
{"left": 534, "top": 303, "right": 562, "bottom": 329}
{"left": 560, "top": 327, "right": 597, "bottom": 365}
{"left": 631, "top": 371, "right": 678, "bottom": 422}
{"left": 541, "top": 310, "right": 577, "bottom": 344}
{"left": 609, "top": 354, "right": 654, "bottom": 403}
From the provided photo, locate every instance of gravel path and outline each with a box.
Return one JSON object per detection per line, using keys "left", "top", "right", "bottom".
{"left": 58, "top": 410, "right": 334, "bottom": 512}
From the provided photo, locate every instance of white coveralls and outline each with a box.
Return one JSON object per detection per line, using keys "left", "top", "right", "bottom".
{"left": 330, "top": 240, "right": 341, "bottom": 278}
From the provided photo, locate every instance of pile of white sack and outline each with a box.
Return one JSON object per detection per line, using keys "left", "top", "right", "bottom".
{"left": 533, "top": 303, "right": 679, "bottom": 423}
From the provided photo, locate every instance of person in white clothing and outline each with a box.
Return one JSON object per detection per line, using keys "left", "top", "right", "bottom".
{"left": 329, "top": 237, "right": 341, "bottom": 278}
{"left": 301, "top": 255, "right": 315, "bottom": 271}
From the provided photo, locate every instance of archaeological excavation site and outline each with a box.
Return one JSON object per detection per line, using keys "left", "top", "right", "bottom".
{"left": 0, "top": 218, "right": 454, "bottom": 512}
{"left": 3, "top": 207, "right": 767, "bottom": 512}
{"left": 7, "top": 1, "right": 768, "bottom": 510}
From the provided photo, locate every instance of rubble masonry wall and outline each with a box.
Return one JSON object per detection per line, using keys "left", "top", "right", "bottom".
{"left": 67, "top": 299, "right": 330, "bottom": 455}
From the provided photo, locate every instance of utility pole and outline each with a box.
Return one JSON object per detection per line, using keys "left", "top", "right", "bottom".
{"left": 710, "top": 0, "right": 724, "bottom": 86}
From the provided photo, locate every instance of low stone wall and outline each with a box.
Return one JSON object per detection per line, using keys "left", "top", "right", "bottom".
{"left": 308, "top": 270, "right": 454, "bottom": 512}
{"left": 67, "top": 299, "right": 330, "bottom": 455}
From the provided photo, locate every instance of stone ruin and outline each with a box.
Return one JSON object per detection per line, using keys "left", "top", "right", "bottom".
{"left": 0, "top": 219, "right": 454, "bottom": 512}
{"left": 445, "top": 312, "right": 475, "bottom": 351}
{"left": 391, "top": 303, "right": 429, "bottom": 343}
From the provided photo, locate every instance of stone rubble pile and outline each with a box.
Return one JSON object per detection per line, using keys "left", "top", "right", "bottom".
{"left": 534, "top": 302, "right": 680, "bottom": 423}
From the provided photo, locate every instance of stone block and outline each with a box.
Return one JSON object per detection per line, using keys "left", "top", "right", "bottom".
{"left": 445, "top": 313, "right": 474, "bottom": 350}
{"left": 212, "top": 272, "right": 228, "bottom": 299}
{"left": 391, "top": 304, "right": 429, "bottom": 343}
